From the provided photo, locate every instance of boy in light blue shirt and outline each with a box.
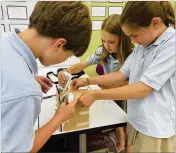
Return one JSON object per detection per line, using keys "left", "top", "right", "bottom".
{"left": 1, "top": 2, "right": 92, "bottom": 152}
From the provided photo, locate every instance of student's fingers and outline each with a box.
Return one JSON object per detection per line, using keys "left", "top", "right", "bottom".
{"left": 77, "top": 92, "right": 85, "bottom": 104}
{"left": 42, "top": 88, "right": 47, "bottom": 93}
{"left": 40, "top": 81, "right": 51, "bottom": 91}
{"left": 45, "top": 78, "right": 53, "bottom": 87}
{"left": 70, "top": 79, "right": 79, "bottom": 91}
{"left": 60, "top": 100, "right": 66, "bottom": 107}
{"left": 70, "top": 98, "right": 78, "bottom": 106}
{"left": 70, "top": 80, "right": 75, "bottom": 90}
{"left": 58, "top": 72, "right": 66, "bottom": 84}
{"left": 77, "top": 92, "right": 92, "bottom": 107}
{"left": 37, "top": 76, "right": 52, "bottom": 88}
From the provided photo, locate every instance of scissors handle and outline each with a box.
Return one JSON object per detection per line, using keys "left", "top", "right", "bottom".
{"left": 46, "top": 72, "right": 58, "bottom": 84}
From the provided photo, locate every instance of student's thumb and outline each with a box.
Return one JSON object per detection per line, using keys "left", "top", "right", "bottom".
{"left": 70, "top": 98, "right": 78, "bottom": 106}
{"left": 60, "top": 100, "right": 66, "bottom": 107}
{"left": 70, "top": 80, "right": 77, "bottom": 91}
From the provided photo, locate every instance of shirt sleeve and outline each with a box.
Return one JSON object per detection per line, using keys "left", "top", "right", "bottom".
{"left": 120, "top": 50, "right": 135, "bottom": 78}
{"left": 1, "top": 96, "right": 41, "bottom": 152}
{"left": 140, "top": 42, "right": 175, "bottom": 91}
{"left": 86, "top": 47, "right": 103, "bottom": 65}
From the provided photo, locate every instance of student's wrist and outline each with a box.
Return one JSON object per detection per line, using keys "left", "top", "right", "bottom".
{"left": 48, "top": 115, "right": 62, "bottom": 130}
{"left": 64, "top": 68, "right": 71, "bottom": 74}
{"left": 51, "top": 114, "right": 63, "bottom": 127}
{"left": 94, "top": 90, "right": 102, "bottom": 100}
{"left": 85, "top": 78, "right": 89, "bottom": 85}
{"left": 86, "top": 77, "right": 92, "bottom": 85}
{"left": 90, "top": 90, "right": 101, "bottom": 101}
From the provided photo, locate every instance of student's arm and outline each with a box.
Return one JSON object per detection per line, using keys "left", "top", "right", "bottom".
{"left": 78, "top": 81, "right": 153, "bottom": 107}
{"left": 95, "top": 81, "right": 153, "bottom": 100}
{"left": 59, "top": 47, "right": 102, "bottom": 84}
{"left": 71, "top": 71, "right": 127, "bottom": 90}
{"left": 58, "top": 62, "right": 89, "bottom": 84}
{"left": 31, "top": 100, "right": 77, "bottom": 153}
{"left": 89, "top": 71, "right": 127, "bottom": 85}
{"left": 71, "top": 51, "right": 135, "bottom": 90}
{"left": 67, "top": 61, "right": 89, "bottom": 74}
{"left": 100, "top": 80, "right": 128, "bottom": 89}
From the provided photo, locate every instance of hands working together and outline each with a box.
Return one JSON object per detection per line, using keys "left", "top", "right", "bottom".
{"left": 34, "top": 75, "right": 78, "bottom": 122}
{"left": 34, "top": 74, "right": 96, "bottom": 124}
{"left": 59, "top": 71, "right": 98, "bottom": 107}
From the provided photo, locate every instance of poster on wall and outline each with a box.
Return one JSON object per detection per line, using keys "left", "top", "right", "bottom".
{"left": 7, "top": 6, "right": 28, "bottom": 20}
{"left": 92, "top": 20, "right": 103, "bottom": 30}
{"left": 91, "top": 6, "right": 106, "bottom": 17}
{"left": 108, "top": 6, "right": 123, "bottom": 15}
{"left": 9, "top": 24, "right": 28, "bottom": 32}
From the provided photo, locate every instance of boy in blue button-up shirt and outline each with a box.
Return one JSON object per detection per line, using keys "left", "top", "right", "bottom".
{"left": 1, "top": 2, "right": 91, "bottom": 152}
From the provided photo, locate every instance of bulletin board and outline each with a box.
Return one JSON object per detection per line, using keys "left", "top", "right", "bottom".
{"left": 1, "top": 1, "right": 36, "bottom": 33}
{"left": 89, "top": 0, "right": 125, "bottom": 31}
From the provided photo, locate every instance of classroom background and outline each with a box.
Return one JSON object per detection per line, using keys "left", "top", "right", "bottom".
{"left": 1, "top": 0, "right": 175, "bottom": 76}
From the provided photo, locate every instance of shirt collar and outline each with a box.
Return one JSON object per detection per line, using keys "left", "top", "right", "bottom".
{"left": 147, "top": 26, "right": 175, "bottom": 49}
{"left": 109, "top": 53, "right": 119, "bottom": 63}
{"left": 7, "top": 28, "right": 38, "bottom": 75}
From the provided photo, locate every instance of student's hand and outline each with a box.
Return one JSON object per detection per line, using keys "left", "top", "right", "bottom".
{"left": 55, "top": 99, "right": 77, "bottom": 123}
{"left": 34, "top": 76, "right": 53, "bottom": 93}
{"left": 70, "top": 78, "right": 88, "bottom": 91}
{"left": 58, "top": 70, "right": 68, "bottom": 84}
{"left": 78, "top": 91, "right": 97, "bottom": 107}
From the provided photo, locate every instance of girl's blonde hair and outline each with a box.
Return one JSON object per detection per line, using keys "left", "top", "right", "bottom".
{"left": 100, "top": 14, "right": 134, "bottom": 69}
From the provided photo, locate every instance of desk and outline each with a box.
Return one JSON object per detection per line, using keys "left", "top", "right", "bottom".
{"left": 36, "top": 66, "right": 127, "bottom": 152}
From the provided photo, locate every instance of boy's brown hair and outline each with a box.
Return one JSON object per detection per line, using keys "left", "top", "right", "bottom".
{"left": 120, "top": 1, "right": 175, "bottom": 28}
{"left": 29, "top": 1, "right": 92, "bottom": 57}
{"left": 100, "top": 14, "right": 134, "bottom": 69}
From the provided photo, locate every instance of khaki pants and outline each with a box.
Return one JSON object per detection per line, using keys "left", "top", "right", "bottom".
{"left": 128, "top": 123, "right": 175, "bottom": 152}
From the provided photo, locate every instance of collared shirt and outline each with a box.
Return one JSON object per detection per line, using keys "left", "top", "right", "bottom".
{"left": 87, "top": 47, "right": 119, "bottom": 74}
{"left": 1, "top": 29, "right": 42, "bottom": 151}
{"left": 120, "top": 27, "right": 175, "bottom": 138}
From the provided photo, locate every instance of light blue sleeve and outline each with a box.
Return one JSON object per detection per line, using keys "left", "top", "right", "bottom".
{"left": 141, "top": 42, "right": 175, "bottom": 91}
{"left": 86, "top": 47, "right": 103, "bottom": 65}
{"left": 120, "top": 50, "right": 135, "bottom": 78}
{"left": 1, "top": 96, "right": 41, "bottom": 152}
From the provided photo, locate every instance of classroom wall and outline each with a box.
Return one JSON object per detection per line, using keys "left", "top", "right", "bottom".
{"left": 1, "top": 1, "right": 36, "bottom": 33}
{"left": 1, "top": 1, "right": 175, "bottom": 76}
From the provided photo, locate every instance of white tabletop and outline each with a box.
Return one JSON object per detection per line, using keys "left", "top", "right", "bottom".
{"left": 36, "top": 66, "right": 127, "bottom": 135}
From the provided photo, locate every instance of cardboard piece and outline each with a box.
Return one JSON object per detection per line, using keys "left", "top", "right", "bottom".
{"left": 57, "top": 90, "right": 89, "bottom": 132}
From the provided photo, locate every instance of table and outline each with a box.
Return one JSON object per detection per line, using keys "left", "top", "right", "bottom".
{"left": 36, "top": 63, "right": 127, "bottom": 152}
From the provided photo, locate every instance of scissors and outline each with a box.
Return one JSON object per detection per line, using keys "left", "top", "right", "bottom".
{"left": 45, "top": 71, "right": 61, "bottom": 102}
